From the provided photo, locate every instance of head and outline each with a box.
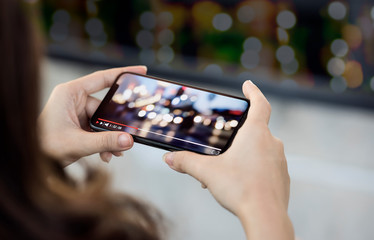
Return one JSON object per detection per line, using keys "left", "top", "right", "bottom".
{"left": 0, "top": 1, "right": 163, "bottom": 239}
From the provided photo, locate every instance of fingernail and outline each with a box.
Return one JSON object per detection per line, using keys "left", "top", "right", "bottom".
{"left": 118, "top": 134, "right": 130, "bottom": 148}
{"left": 103, "top": 153, "right": 112, "bottom": 163}
{"left": 163, "top": 152, "right": 174, "bottom": 167}
{"left": 245, "top": 80, "right": 253, "bottom": 84}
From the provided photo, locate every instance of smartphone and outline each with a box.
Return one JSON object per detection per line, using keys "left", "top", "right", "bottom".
{"left": 90, "top": 72, "right": 250, "bottom": 155}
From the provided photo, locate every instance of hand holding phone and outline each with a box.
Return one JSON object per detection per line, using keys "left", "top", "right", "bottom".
{"left": 90, "top": 72, "right": 250, "bottom": 155}
{"left": 163, "top": 81, "right": 293, "bottom": 240}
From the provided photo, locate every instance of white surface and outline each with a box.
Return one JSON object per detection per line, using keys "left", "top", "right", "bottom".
{"left": 42, "top": 58, "right": 374, "bottom": 240}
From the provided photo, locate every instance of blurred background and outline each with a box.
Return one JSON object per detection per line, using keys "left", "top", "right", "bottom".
{"left": 34, "top": 0, "right": 374, "bottom": 239}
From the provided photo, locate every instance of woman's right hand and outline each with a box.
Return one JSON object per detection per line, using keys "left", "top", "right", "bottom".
{"left": 163, "top": 80, "right": 294, "bottom": 240}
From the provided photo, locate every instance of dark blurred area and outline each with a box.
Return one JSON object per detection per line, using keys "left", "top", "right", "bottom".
{"left": 39, "top": 0, "right": 374, "bottom": 108}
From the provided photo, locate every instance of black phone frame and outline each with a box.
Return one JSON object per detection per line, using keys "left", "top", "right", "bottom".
{"left": 89, "top": 72, "right": 250, "bottom": 155}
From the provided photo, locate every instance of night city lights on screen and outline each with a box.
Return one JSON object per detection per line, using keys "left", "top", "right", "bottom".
{"left": 93, "top": 73, "right": 248, "bottom": 155}
{"left": 43, "top": 0, "right": 374, "bottom": 96}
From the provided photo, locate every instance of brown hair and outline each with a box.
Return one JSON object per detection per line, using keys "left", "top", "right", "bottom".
{"left": 0, "top": 1, "right": 163, "bottom": 239}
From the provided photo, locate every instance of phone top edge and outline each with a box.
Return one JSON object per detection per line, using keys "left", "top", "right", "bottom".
{"left": 118, "top": 71, "right": 250, "bottom": 105}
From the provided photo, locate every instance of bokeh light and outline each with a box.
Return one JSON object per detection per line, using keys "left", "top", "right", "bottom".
{"left": 50, "top": 9, "right": 71, "bottom": 42}
{"left": 276, "top": 10, "right": 297, "bottom": 29}
{"left": 86, "top": 0, "right": 97, "bottom": 15}
{"left": 328, "top": 1, "right": 347, "bottom": 20}
{"left": 277, "top": 27, "right": 289, "bottom": 43}
{"left": 330, "top": 76, "right": 347, "bottom": 93}
{"left": 342, "top": 25, "right": 362, "bottom": 49}
{"left": 276, "top": 45, "right": 295, "bottom": 64}
{"left": 140, "top": 11, "right": 156, "bottom": 30}
{"left": 159, "top": 11, "right": 174, "bottom": 27}
{"left": 204, "top": 64, "right": 223, "bottom": 76}
{"left": 85, "top": 18, "right": 104, "bottom": 37}
{"left": 237, "top": 5, "right": 255, "bottom": 23}
{"left": 330, "top": 39, "right": 349, "bottom": 57}
{"left": 281, "top": 59, "right": 299, "bottom": 75}
{"left": 138, "top": 110, "right": 146, "bottom": 117}
{"left": 53, "top": 10, "right": 70, "bottom": 24}
{"left": 370, "top": 77, "right": 374, "bottom": 91}
{"left": 157, "top": 29, "right": 174, "bottom": 46}
{"left": 343, "top": 60, "right": 363, "bottom": 88}
{"left": 327, "top": 57, "right": 345, "bottom": 76}
{"left": 147, "top": 112, "right": 157, "bottom": 119}
{"left": 371, "top": 6, "right": 374, "bottom": 20}
{"left": 50, "top": 22, "right": 69, "bottom": 42}
{"left": 212, "top": 13, "right": 233, "bottom": 31}
{"left": 241, "top": 50, "right": 260, "bottom": 69}
{"left": 173, "top": 116, "right": 183, "bottom": 124}
{"left": 192, "top": 1, "right": 221, "bottom": 29}
{"left": 136, "top": 30, "right": 154, "bottom": 48}
{"left": 243, "top": 37, "right": 262, "bottom": 52}
{"left": 157, "top": 45, "right": 174, "bottom": 63}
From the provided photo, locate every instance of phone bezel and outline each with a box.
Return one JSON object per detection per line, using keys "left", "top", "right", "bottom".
{"left": 90, "top": 72, "right": 250, "bottom": 155}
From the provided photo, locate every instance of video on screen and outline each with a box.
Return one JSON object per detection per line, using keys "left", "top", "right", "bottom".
{"left": 95, "top": 73, "right": 249, "bottom": 155}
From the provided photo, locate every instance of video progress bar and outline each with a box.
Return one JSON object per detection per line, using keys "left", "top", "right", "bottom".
{"left": 98, "top": 118, "right": 221, "bottom": 151}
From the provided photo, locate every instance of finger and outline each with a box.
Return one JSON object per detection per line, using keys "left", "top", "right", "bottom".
{"left": 75, "top": 66, "right": 147, "bottom": 94}
{"left": 163, "top": 151, "right": 213, "bottom": 185}
{"left": 242, "top": 80, "right": 271, "bottom": 124}
{"left": 112, "top": 151, "right": 123, "bottom": 157}
{"left": 100, "top": 152, "right": 112, "bottom": 163}
{"left": 85, "top": 96, "right": 101, "bottom": 118}
{"left": 78, "top": 131, "right": 134, "bottom": 157}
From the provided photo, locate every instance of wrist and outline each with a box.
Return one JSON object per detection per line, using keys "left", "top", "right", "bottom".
{"left": 237, "top": 193, "right": 294, "bottom": 240}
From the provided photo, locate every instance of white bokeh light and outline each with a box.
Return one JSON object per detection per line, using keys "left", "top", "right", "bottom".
{"left": 276, "top": 10, "right": 297, "bottom": 29}
{"left": 277, "top": 27, "right": 289, "bottom": 43}
{"left": 85, "top": 18, "right": 104, "bottom": 37}
{"left": 140, "top": 11, "right": 156, "bottom": 30}
{"left": 327, "top": 57, "right": 345, "bottom": 76}
{"left": 53, "top": 10, "right": 70, "bottom": 24}
{"left": 136, "top": 30, "right": 154, "bottom": 48}
{"left": 331, "top": 39, "right": 349, "bottom": 57}
{"left": 159, "top": 11, "right": 174, "bottom": 27}
{"left": 157, "top": 46, "right": 174, "bottom": 63}
{"left": 212, "top": 13, "right": 233, "bottom": 31}
{"left": 241, "top": 50, "right": 260, "bottom": 69}
{"left": 330, "top": 76, "right": 347, "bottom": 93}
{"left": 204, "top": 64, "right": 223, "bottom": 76}
{"left": 158, "top": 29, "right": 174, "bottom": 45}
{"left": 328, "top": 1, "right": 347, "bottom": 20}
{"left": 276, "top": 45, "right": 295, "bottom": 64}
{"left": 370, "top": 76, "right": 374, "bottom": 91}
{"left": 243, "top": 37, "right": 262, "bottom": 52}
{"left": 281, "top": 59, "right": 299, "bottom": 75}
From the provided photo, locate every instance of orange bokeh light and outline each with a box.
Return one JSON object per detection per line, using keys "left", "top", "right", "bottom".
{"left": 343, "top": 60, "right": 363, "bottom": 88}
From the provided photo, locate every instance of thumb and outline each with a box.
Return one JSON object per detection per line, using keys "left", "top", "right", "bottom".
{"left": 79, "top": 131, "right": 133, "bottom": 156}
{"left": 163, "top": 151, "right": 213, "bottom": 184}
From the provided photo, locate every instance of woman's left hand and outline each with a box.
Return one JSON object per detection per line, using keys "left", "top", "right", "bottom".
{"left": 38, "top": 66, "right": 147, "bottom": 166}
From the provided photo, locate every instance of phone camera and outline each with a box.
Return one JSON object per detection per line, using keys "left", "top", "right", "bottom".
{"left": 211, "top": 150, "right": 220, "bottom": 155}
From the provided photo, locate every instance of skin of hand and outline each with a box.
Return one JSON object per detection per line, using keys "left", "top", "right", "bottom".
{"left": 38, "top": 66, "right": 147, "bottom": 166}
{"left": 163, "top": 80, "right": 294, "bottom": 240}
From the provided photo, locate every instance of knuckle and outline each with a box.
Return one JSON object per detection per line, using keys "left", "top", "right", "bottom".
{"left": 274, "top": 137, "right": 284, "bottom": 148}
{"left": 53, "top": 83, "right": 68, "bottom": 93}
{"left": 97, "top": 134, "right": 113, "bottom": 150}
{"left": 174, "top": 152, "right": 187, "bottom": 169}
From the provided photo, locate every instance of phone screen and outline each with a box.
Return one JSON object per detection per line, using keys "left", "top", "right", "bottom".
{"left": 91, "top": 72, "right": 249, "bottom": 155}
